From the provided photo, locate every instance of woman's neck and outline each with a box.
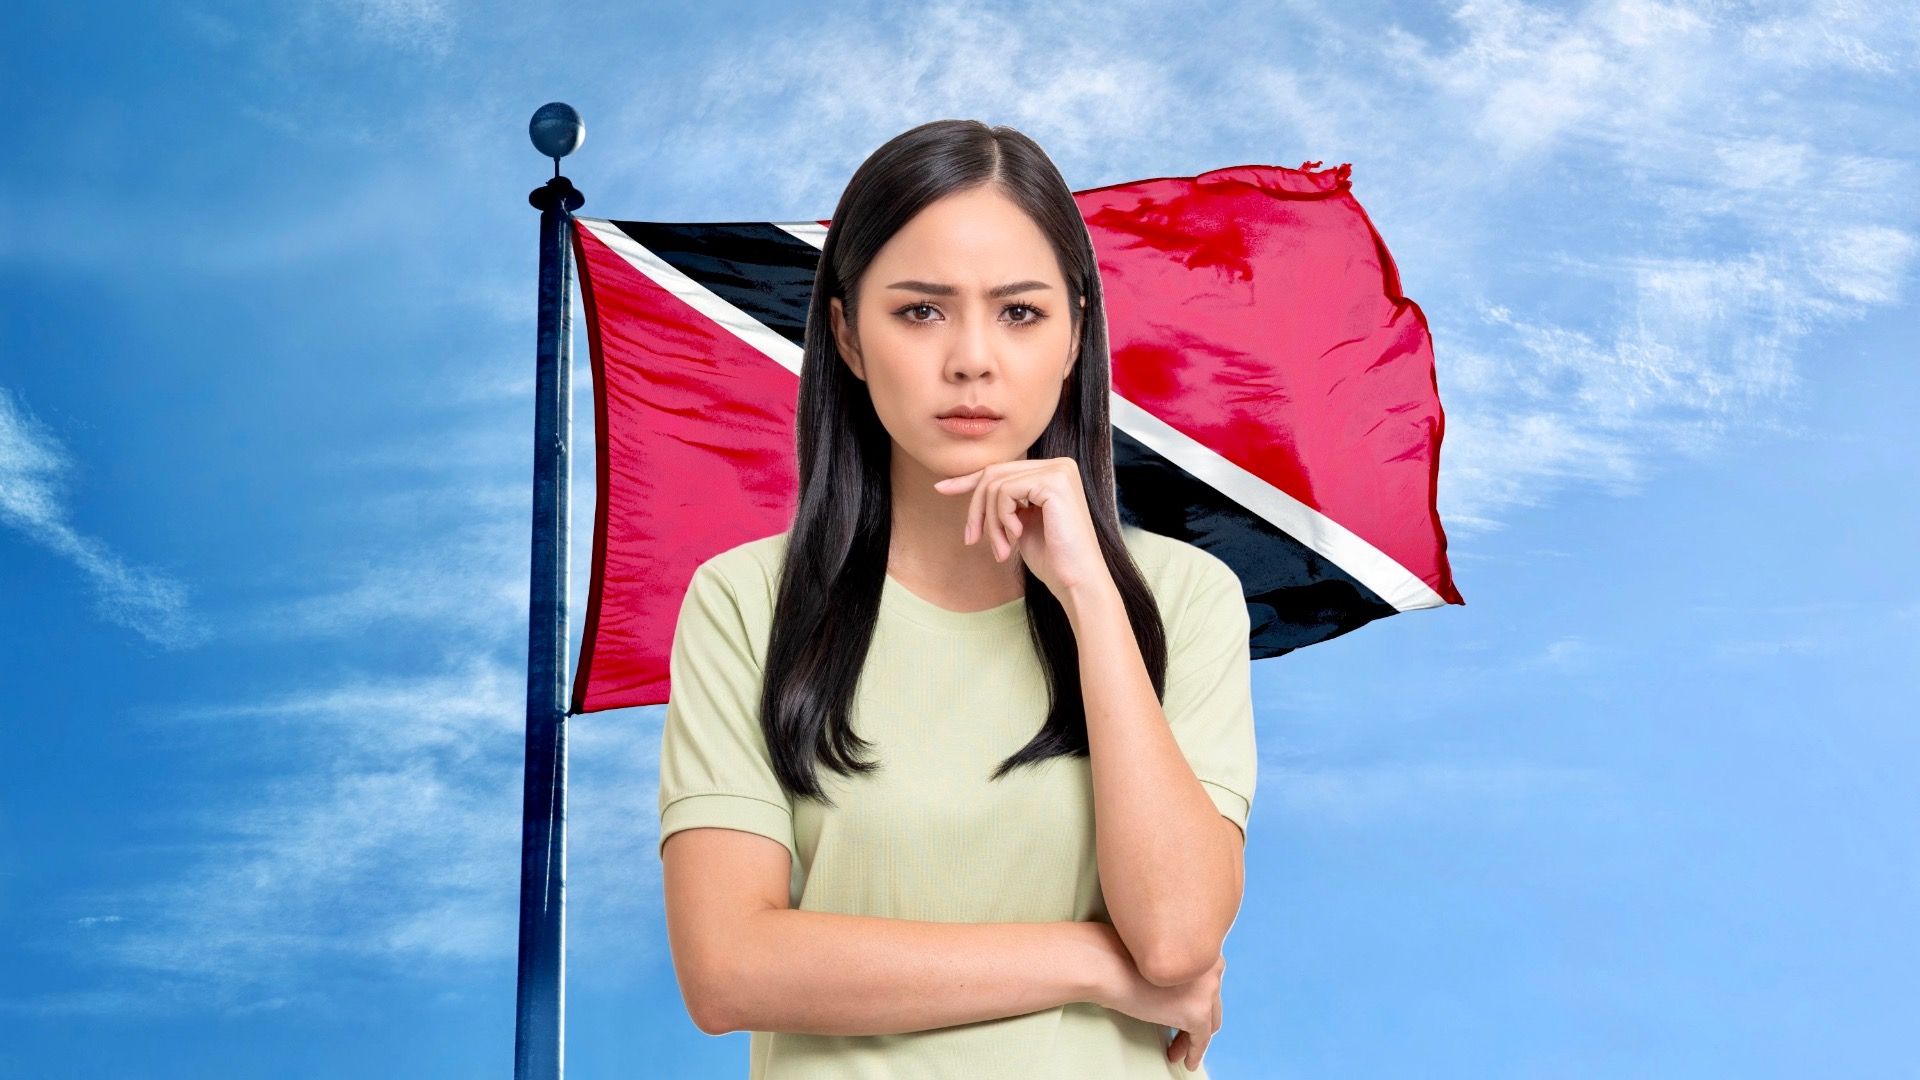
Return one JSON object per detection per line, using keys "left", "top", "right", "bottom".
{"left": 885, "top": 455, "right": 1026, "bottom": 611}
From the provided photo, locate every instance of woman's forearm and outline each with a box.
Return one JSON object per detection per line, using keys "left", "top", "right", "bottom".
{"left": 709, "top": 911, "right": 1129, "bottom": 1037}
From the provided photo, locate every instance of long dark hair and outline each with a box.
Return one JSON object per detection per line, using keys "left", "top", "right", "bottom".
{"left": 760, "top": 118, "right": 1169, "bottom": 805}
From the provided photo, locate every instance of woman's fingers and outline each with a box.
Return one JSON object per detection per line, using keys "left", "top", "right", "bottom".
{"left": 983, "top": 475, "right": 1009, "bottom": 560}
{"left": 1186, "top": 981, "right": 1222, "bottom": 1069}
{"left": 985, "top": 473, "right": 1031, "bottom": 562}
{"left": 1167, "top": 1026, "right": 1211, "bottom": 1073}
{"left": 969, "top": 470, "right": 1010, "bottom": 560}
{"left": 964, "top": 470, "right": 989, "bottom": 547}
{"left": 999, "top": 493, "right": 1023, "bottom": 553}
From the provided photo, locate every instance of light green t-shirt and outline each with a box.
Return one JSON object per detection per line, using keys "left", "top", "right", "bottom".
{"left": 659, "top": 523, "right": 1257, "bottom": 1079}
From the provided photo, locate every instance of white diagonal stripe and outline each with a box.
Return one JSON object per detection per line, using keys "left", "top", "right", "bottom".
{"left": 576, "top": 217, "right": 803, "bottom": 376}
{"left": 1107, "top": 395, "right": 1446, "bottom": 613}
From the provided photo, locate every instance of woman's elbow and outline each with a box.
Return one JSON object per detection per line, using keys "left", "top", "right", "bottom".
{"left": 682, "top": 974, "right": 740, "bottom": 1036}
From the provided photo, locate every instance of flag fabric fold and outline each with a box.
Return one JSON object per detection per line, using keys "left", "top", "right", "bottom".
{"left": 567, "top": 161, "right": 1461, "bottom": 715}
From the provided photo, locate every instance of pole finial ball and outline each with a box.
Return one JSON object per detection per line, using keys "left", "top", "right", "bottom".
{"left": 530, "top": 103, "right": 584, "bottom": 160}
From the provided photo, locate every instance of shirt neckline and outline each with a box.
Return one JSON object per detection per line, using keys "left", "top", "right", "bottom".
{"left": 881, "top": 572, "right": 1029, "bottom": 632}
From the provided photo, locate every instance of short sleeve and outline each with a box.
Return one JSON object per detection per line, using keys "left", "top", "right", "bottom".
{"left": 1158, "top": 552, "right": 1258, "bottom": 841}
{"left": 658, "top": 559, "right": 799, "bottom": 868}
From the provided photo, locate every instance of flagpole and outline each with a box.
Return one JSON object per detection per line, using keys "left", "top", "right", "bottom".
{"left": 516, "top": 101, "right": 584, "bottom": 1080}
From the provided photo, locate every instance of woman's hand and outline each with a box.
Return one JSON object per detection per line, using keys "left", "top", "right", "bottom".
{"left": 932, "top": 457, "right": 1111, "bottom": 602}
{"left": 1083, "top": 921, "right": 1225, "bottom": 1073}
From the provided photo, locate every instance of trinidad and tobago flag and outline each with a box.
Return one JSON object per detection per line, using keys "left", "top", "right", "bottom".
{"left": 566, "top": 161, "right": 1462, "bottom": 716}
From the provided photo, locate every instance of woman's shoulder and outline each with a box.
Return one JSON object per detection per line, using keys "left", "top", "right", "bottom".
{"left": 698, "top": 529, "right": 790, "bottom": 584}
{"left": 689, "top": 529, "right": 791, "bottom": 630}
{"left": 1120, "top": 523, "right": 1235, "bottom": 590}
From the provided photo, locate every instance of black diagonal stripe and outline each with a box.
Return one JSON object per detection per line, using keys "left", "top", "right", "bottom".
{"left": 1114, "top": 428, "right": 1397, "bottom": 661}
{"left": 607, "top": 220, "right": 820, "bottom": 347}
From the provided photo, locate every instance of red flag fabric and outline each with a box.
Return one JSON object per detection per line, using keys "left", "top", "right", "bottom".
{"left": 567, "top": 161, "right": 1460, "bottom": 715}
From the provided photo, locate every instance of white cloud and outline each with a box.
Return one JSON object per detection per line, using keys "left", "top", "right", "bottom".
{"left": 15, "top": 655, "right": 667, "bottom": 1014}
{"left": 1264, "top": 759, "right": 1614, "bottom": 825}
{"left": 1739, "top": 0, "right": 1918, "bottom": 74}
{"left": 70, "top": 915, "right": 124, "bottom": 929}
{"left": 0, "top": 386, "right": 209, "bottom": 648}
{"left": 1711, "top": 634, "right": 1837, "bottom": 659}
{"left": 579, "top": 0, "right": 1916, "bottom": 537}
{"left": 236, "top": 507, "right": 528, "bottom": 641}
{"left": 1345, "top": 0, "right": 1914, "bottom": 531}
{"left": 587, "top": 0, "right": 1193, "bottom": 217}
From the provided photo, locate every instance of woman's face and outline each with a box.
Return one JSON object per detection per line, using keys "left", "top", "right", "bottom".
{"left": 830, "top": 184, "right": 1083, "bottom": 484}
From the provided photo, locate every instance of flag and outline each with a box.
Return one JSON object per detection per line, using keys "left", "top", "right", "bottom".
{"left": 566, "top": 161, "right": 1461, "bottom": 715}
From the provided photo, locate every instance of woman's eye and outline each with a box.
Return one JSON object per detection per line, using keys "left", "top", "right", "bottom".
{"left": 898, "top": 302, "right": 1046, "bottom": 325}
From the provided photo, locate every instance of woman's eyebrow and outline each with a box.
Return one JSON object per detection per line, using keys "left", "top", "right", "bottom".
{"left": 885, "top": 279, "right": 1052, "bottom": 298}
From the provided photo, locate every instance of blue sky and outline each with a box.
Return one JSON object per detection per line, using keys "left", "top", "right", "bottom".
{"left": 3, "top": 0, "right": 1916, "bottom": 1076}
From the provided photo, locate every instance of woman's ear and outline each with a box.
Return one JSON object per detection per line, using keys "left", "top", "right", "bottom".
{"left": 1065, "top": 296, "right": 1087, "bottom": 378}
{"left": 830, "top": 296, "right": 864, "bottom": 381}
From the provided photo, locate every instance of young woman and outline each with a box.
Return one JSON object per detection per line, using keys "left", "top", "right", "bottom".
{"left": 658, "top": 118, "right": 1257, "bottom": 1079}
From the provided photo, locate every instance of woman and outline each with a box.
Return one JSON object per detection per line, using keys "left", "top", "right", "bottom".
{"left": 658, "top": 118, "right": 1257, "bottom": 1078}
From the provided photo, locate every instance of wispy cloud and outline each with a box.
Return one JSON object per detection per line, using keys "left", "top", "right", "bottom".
{"left": 10, "top": 356, "right": 648, "bottom": 1013}
{"left": 237, "top": 505, "right": 528, "bottom": 642}
{"left": 1711, "top": 634, "right": 1837, "bottom": 660}
{"left": 577, "top": 0, "right": 1916, "bottom": 536}
{"left": 334, "top": 0, "right": 455, "bottom": 55}
{"left": 69, "top": 915, "right": 124, "bottom": 929}
{"left": 0, "top": 386, "right": 209, "bottom": 648}
{"left": 1265, "top": 759, "right": 1615, "bottom": 825}
{"left": 1365, "top": 0, "right": 1918, "bottom": 531}
{"left": 1685, "top": 597, "right": 1906, "bottom": 663}
{"left": 228, "top": 370, "right": 592, "bottom": 643}
{"left": 10, "top": 654, "right": 666, "bottom": 1015}
{"left": 587, "top": 0, "right": 1194, "bottom": 217}
{"left": 1522, "top": 635, "right": 1594, "bottom": 671}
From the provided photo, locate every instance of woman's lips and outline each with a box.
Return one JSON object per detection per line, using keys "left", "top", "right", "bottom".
{"left": 937, "top": 415, "right": 1002, "bottom": 436}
